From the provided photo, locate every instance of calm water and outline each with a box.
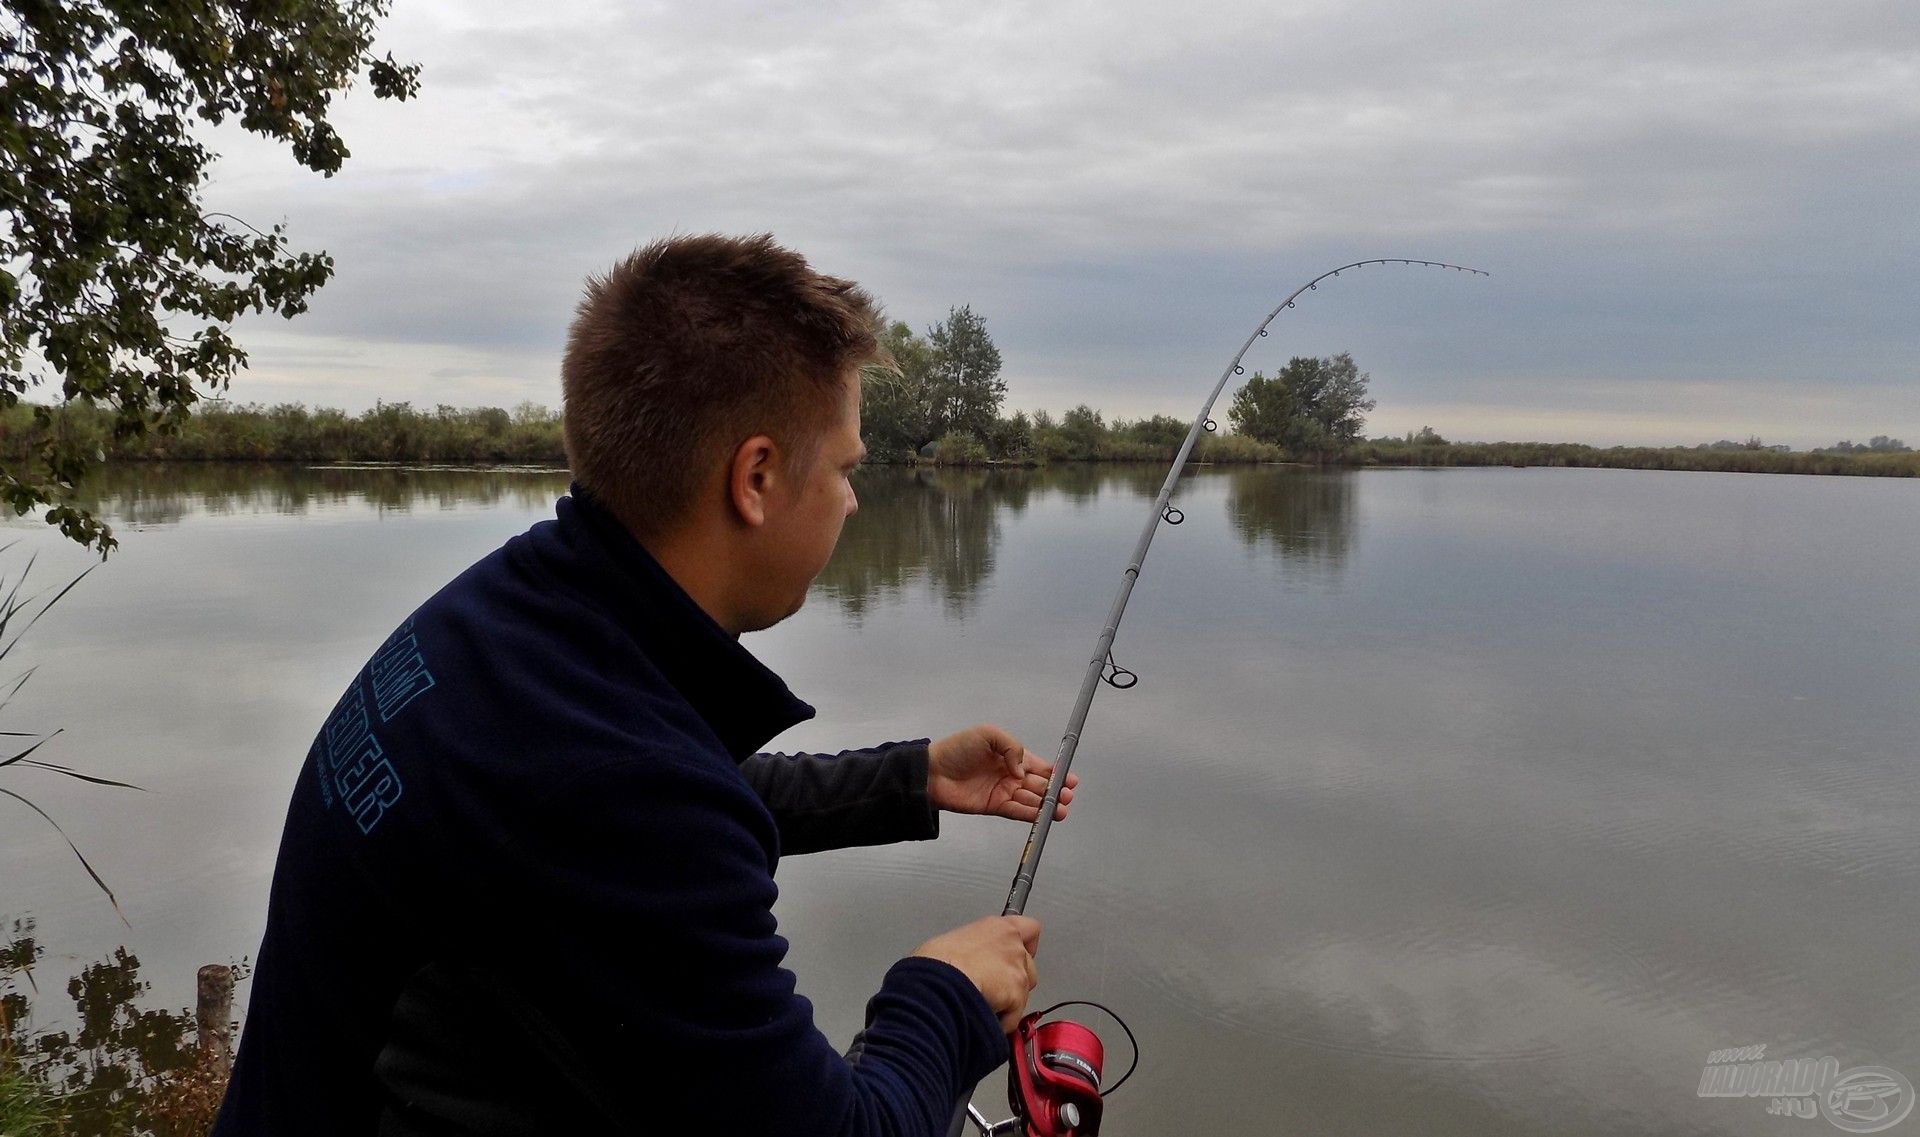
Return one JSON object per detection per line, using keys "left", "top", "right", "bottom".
{"left": 3, "top": 462, "right": 1915, "bottom": 1135}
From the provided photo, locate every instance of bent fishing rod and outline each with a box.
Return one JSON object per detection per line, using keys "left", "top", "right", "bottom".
{"left": 953, "top": 258, "right": 1489, "bottom": 1137}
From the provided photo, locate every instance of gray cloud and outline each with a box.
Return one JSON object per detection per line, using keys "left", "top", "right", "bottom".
{"left": 197, "top": 0, "right": 1919, "bottom": 445}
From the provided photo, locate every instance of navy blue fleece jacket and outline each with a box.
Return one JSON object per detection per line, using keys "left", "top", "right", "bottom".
{"left": 212, "top": 487, "right": 1005, "bottom": 1135}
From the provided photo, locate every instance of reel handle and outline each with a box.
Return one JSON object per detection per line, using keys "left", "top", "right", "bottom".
{"left": 965, "top": 1104, "right": 1022, "bottom": 1136}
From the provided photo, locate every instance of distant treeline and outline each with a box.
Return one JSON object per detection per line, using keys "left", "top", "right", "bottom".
{"left": 0, "top": 400, "right": 567, "bottom": 465}
{"left": 0, "top": 399, "right": 1289, "bottom": 467}
{"left": 1, "top": 400, "right": 1914, "bottom": 478}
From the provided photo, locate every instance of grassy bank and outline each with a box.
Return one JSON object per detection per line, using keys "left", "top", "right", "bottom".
{"left": 1354, "top": 438, "right": 1920, "bottom": 477}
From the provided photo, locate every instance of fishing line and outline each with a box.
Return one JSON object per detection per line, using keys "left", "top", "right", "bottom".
{"left": 953, "top": 258, "right": 1491, "bottom": 1137}
{"left": 1002, "top": 259, "right": 1488, "bottom": 922}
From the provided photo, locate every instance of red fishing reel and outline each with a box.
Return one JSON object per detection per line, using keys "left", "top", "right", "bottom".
{"left": 995, "top": 1001, "right": 1137, "bottom": 1137}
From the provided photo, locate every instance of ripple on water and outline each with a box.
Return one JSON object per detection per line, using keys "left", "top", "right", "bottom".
{"left": 788, "top": 850, "right": 1007, "bottom": 896}
{"left": 1125, "top": 910, "right": 1670, "bottom": 1066}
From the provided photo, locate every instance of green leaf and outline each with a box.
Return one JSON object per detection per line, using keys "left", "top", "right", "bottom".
{"left": 1, "top": 0, "right": 419, "bottom": 555}
{"left": 0, "top": 786, "right": 129, "bottom": 928}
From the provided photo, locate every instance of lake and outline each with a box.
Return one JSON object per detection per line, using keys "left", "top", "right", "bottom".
{"left": 3, "top": 462, "right": 1915, "bottom": 1135}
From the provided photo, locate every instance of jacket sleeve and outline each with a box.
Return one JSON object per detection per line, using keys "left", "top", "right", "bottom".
{"left": 476, "top": 749, "right": 1003, "bottom": 1137}
{"left": 739, "top": 739, "right": 940, "bottom": 855}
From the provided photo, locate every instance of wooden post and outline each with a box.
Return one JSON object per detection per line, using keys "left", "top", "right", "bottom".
{"left": 196, "top": 964, "right": 235, "bottom": 1073}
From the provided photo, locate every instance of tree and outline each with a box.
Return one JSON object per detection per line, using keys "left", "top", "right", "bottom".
{"left": 1058, "top": 404, "right": 1105, "bottom": 457}
{"left": 1227, "top": 352, "right": 1376, "bottom": 459}
{"left": 858, "top": 320, "right": 932, "bottom": 460}
{"left": 1822, "top": 436, "right": 1912, "bottom": 454}
{"left": 1225, "top": 370, "right": 1297, "bottom": 448}
{"left": 858, "top": 306, "right": 1005, "bottom": 459}
{"left": 924, "top": 304, "right": 1004, "bottom": 442}
{"left": 2, "top": 0, "right": 419, "bottom": 553}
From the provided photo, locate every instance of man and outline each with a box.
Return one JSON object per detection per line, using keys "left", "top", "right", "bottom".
{"left": 212, "top": 234, "right": 1077, "bottom": 1135}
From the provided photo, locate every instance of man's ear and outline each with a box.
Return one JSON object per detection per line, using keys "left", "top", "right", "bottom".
{"left": 727, "top": 434, "right": 782, "bottom": 527}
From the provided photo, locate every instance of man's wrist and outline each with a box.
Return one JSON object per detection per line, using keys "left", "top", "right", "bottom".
{"left": 902, "top": 740, "right": 941, "bottom": 832}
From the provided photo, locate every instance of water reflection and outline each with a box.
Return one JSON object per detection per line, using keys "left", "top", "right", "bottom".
{"left": 814, "top": 468, "right": 1033, "bottom": 619}
{"left": 66, "top": 462, "right": 1029, "bottom": 619}
{"left": 62, "top": 463, "right": 1364, "bottom": 611}
{"left": 1223, "top": 466, "right": 1357, "bottom": 576}
{"left": 816, "top": 464, "right": 1362, "bottom": 619}
{"left": 71, "top": 463, "right": 574, "bottom": 528}
{"left": 1045, "top": 462, "right": 1167, "bottom": 506}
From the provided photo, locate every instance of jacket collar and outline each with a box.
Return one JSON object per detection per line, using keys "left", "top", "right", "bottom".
{"left": 554, "top": 484, "right": 815, "bottom": 759}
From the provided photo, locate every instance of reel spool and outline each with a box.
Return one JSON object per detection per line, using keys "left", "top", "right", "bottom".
{"left": 1010, "top": 1013, "right": 1105, "bottom": 1136}
{"left": 970, "top": 1002, "right": 1137, "bottom": 1137}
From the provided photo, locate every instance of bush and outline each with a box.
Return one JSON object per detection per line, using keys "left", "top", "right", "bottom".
{"left": 930, "top": 432, "right": 991, "bottom": 466}
{"left": 1118, "top": 415, "right": 1192, "bottom": 450}
{"left": 1193, "top": 434, "right": 1287, "bottom": 462}
{"left": 1057, "top": 405, "right": 1107, "bottom": 460}
{"left": 980, "top": 412, "right": 1034, "bottom": 462}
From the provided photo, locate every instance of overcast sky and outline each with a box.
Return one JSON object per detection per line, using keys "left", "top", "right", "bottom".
{"left": 199, "top": 0, "right": 1919, "bottom": 448}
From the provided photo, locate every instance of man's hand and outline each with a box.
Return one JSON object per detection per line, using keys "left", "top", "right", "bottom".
{"left": 928, "top": 723, "right": 1078, "bottom": 822}
{"left": 913, "top": 915, "right": 1042, "bottom": 1034}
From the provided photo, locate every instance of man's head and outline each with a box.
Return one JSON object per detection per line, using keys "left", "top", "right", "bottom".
{"left": 562, "top": 234, "right": 880, "bottom": 631}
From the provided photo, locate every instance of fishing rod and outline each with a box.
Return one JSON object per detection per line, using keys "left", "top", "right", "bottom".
{"left": 954, "top": 258, "right": 1490, "bottom": 1137}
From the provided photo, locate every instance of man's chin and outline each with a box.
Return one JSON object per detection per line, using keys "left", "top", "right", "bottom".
{"left": 739, "top": 594, "right": 808, "bottom": 635}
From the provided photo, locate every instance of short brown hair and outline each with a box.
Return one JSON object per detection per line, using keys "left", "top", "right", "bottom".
{"left": 561, "top": 233, "right": 884, "bottom": 539}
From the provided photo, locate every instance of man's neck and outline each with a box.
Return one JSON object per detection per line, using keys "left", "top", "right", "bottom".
{"left": 641, "top": 523, "right": 746, "bottom": 638}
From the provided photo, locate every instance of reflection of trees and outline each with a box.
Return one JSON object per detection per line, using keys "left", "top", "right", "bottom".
{"left": 1223, "top": 468, "right": 1356, "bottom": 576}
{"left": 64, "top": 462, "right": 1276, "bottom": 616}
{"left": 1048, "top": 463, "right": 1105, "bottom": 505}
{"left": 1040, "top": 462, "right": 1169, "bottom": 507}
{"left": 812, "top": 468, "right": 1036, "bottom": 620}
{"left": 76, "top": 463, "right": 573, "bottom": 527}
{"left": 1106, "top": 462, "right": 1174, "bottom": 501}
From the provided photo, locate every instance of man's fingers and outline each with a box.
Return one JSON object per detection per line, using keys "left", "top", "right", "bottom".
{"left": 1009, "top": 797, "right": 1066, "bottom": 820}
{"left": 994, "top": 798, "right": 1038, "bottom": 821}
{"left": 1008, "top": 786, "right": 1072, "bottom": 823}
{"left": 915, "top": 914, "right": 1044, "bottom": 1029}
{"left": 1006, "top": 915, "right": 1042, "bottom": 953}
{"left": 1019, "top": 759, "right": 1079, "bottom": 792}
{"left": 1015, "top": 779, "right": 1075, "bottom": 807}
{"left": 1020, "top": 775, "right": 1074, "bottom": 801}
{"left": 999, "top": 736, "right": 1029, "bottom": 779}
